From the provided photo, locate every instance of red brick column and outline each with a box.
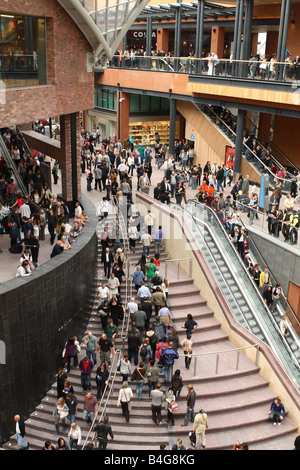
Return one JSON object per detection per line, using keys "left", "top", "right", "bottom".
{"left": 59, "top": 114, "right": 73, "bottom": 202}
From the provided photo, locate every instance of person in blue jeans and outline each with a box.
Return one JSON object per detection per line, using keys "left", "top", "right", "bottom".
{"left": 133, "top": 362, "right": 146, "bottom": 399}
{"left": 14, "top": 415, "right": 29, "bottom": 449}
{"left": 182, "top": 384, "right": 196, "bottom": 427}
{"left": 268, "top": 397, "right": 286, "bottom": 425}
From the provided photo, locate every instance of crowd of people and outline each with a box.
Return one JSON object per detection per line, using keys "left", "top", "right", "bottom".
{"left": 107, "top": 47, "right": 300, "bottom": 81}
{"left": 0, "top": 127, "right": 91, "bottom": 275}
{"left": 6, "top": 127, "right": 299, "bottom": 451}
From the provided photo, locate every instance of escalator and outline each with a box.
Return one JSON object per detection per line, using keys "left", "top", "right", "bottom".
{"left": 0, "top": 130, "right": 29, "bottom": 200}
{"left": 196, "top": 103, "right": 296, "bottom": 194}
{"left": 171, "top": 199, "right": 300, "bottom": 390}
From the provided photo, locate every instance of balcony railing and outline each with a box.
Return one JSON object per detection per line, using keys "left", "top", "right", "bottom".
{"left": 100, "top": 54, "right": 300, "bottom": 85}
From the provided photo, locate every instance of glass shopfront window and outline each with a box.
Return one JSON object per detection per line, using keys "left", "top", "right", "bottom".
{"left": 0, "top": 13, "right": 47, "bottom": 88}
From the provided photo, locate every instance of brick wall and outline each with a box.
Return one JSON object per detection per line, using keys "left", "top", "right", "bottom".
{"left": 0, "top": 0, "right": 95, "bottom": 127}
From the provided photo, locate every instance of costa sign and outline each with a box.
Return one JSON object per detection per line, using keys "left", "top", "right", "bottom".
{"left": 132, "top": 31, "right": 156, "bottom": 38}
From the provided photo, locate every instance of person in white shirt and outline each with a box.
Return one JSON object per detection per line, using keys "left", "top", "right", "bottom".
{"left": 68, "top": 422, "right": 81, "bottom": 450}
{"left": 107, "top": 273, "right": 120, "bottom": 298}
{"left": 16, "top": 260, "right": 32, "bottom": 277}
{"left": 127, "top": 297, "right": 138, "bottom": 315}
{"left": 141, "top": 231, "right": 151, "bottom": 257}
{"left": 74, "top": 201, "right": 82, "bottom": 218}
{"left": 144, "top": 210, "right": 154, "bottom": 235}
{"left": 97, "top": 283, "right": 110, "bottom": 305}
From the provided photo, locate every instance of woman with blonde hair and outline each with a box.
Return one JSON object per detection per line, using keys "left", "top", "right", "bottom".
{"left": 54, "top": 397, "right": 69, "bottom": 434}
{"left": 68, "top": 422, "right": 82, "bottom": 450}
{"left": 117, "top": 381, "right": 133, "bottom": 423}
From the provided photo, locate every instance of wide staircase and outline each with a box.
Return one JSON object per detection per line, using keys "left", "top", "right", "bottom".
{"left": 2, "top": 211, "right": 299, "bottom": 450}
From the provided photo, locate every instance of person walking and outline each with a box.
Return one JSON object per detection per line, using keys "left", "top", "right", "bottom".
{"left": 93, "top": 416, "right": 114, "bottom": 450}
{"left": 193, "top": 409, "right": 208, "bottom": 449}
{"left": 98, "top": 333, "right": 116, "bottom": 366}
{"left": 83, "top": 392, "right": 98, "bottom": 424}
{"left": 117, "top": 382, "right": 133, "bottom": 423}
{"left": 83, "top": 331, "right": 98, "bottom": 367}
{"left": 165, "top": 389, "right": 176, "bottom": 426}
{"left": 181, "top": 333, "right": 193, "bottom": 370}
{"left": 95, "top": 362, "right": 109, "bottom": 400}
{"left": 151, "top": 383, "right": 164, "bottom": 426}
{"left": 132, "top": 361, "right": 147, "bottom": 399}
{"left": 68, "top": 422, "right": 82, "bottom": 450}
{"left": 145, "top": 359, "right": 160, "bottom": 397}
{"left": 13, "top": 415, "right": 29, "bottom": 450}
{"left": 182, "top": 384, "right": 196, "bottom": 427}
{"left": 54, "top": 397, "right": 69, "bottom": 434}
{"left": 117, "top": 352, "right": 132, "bottom": 382}
{"left": 154, "top": 225, "right": 163, "bottom": 254}
{"left": 79, "top": 356, "right": 94, "bottom": 394}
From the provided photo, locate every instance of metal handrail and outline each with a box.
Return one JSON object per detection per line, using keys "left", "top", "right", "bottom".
{"left": 171, "top": 202, "right": 270, "bottom": 341}
{"left": 242, "top": 114, "right": 297, "bottom": 174}
{"left": 178, "top": 343, "right": 261, "bottom": 376}
{"left": 0, "top": 133, "right": 29, "bottom": 198}
{"left": 164, "top": 257, "right": 193, "bottom": 279}
{"left": 209, "top": 105, "right": 296, "bottom": 177}
{"left": 226, "top": 201, "right": 300, "bottom": 331}
{"left": 186, "top": 200, "right": 300, "bottom": 379}
{"left": 233, "top": 197, "right": 300, "bottom": 246}
{"left": 81, "top": 348, "right": 122, "bottom": 450}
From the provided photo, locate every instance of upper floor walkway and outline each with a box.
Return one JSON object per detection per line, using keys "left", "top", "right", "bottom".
{"left": 96, "top": 56, "right": 300, "bottom": 116}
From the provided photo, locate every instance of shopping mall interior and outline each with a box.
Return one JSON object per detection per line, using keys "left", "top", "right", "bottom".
{"left": 0, "top": 0, "right": 299, "bottom": 453}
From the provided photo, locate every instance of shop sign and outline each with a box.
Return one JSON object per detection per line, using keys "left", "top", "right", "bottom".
{"left": 132, "top": 31, "right": 156, "bottom": 38}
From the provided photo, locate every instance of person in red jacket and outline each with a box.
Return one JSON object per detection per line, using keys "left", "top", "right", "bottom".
{"left": 79, "top": 356, "right": 94, "bottom": 394}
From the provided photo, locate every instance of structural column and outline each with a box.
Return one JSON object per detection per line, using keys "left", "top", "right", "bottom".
{"left": 276, "top": 0, "right": 291, "bottom": 79}
{"left": 174, "top": 5, "right": 182, "bottom": 72}
{"left": 146, "top": 17, "right": 153, "bottom": 69}
{"left": 195, "top": 0, "right": 205, "bottom": 73}
{"left": 241, "top": 0, "right": 254, "bottom": 77}
{"left": 232, "top": 0, "right": 244, "bottom": 75}
{"left": 233, "top": 109, "right": 246, "bottom": 177}
{"left": 117, "top": 90, "right": 130, "bottom": 143}
{"left": 60, "top": 112, "right": 81, "bottom": 209}
{"left": 169, "top": 98, "right": 177, "bottom": 156}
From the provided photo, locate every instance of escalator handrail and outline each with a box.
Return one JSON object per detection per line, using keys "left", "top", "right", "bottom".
{"left": 199, "top": 104, "right": 293, "bottom": 186}
{"left": 242, "top": 114, "right": 298, "bottom": 174}
{"left": 186, "top": 199, "right": 300, "bottom": 375}
{"left": 0, "top": 133, "right": 29, "bottom": 197}
{"left": 170, "top": 202, "right": 266, "bottom": 339}
{"left": 81, "top": 348, "right": 123, "bottom": 450}
{"left": 219, "top": 106, "right": 296, "bottom": 176}
{"left": 227, "top": 201, "right": 300, "bottom": 330}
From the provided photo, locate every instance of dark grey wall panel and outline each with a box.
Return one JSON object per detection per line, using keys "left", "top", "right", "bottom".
{"left": 0, "top": 195, "right": 97, "bottom": 444}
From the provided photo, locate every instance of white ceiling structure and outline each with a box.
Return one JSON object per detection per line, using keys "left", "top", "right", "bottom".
{"left": 57, "top": 0, "right": 150, "bottom": 59}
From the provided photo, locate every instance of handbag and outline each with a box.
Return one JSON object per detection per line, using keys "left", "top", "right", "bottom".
{"left": 189, "top": 431, "right": 196, "bottom": 447}
{"left": 169, "top": 400, "right": 179, "bottom": 413}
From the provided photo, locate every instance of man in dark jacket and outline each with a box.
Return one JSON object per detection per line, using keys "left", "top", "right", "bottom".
{"left": 93, "top": 415, "right": 114, "bottom": 450}
{"left": 127, "top": 327, "right": 141, "bottom": 366}
{"left": 14, "top": 415, "right": 29, "bottom": 449}
{"left": 160, "top": 342, "right": 179, "bottom": 384}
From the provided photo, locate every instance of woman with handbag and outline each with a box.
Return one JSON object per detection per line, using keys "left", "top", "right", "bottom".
{"left": 117, "top": 382, "right": 133, "bottom": 423}
{"left": 166, "top": 389, "right": 177, "bottom": 426}
{"left": 117, "top": 352, "right": 132, "bottom": 382}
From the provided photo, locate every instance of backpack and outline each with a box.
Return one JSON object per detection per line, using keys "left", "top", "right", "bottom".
{"left": 140, "top": 345, "right": 148, "bottom": 358}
